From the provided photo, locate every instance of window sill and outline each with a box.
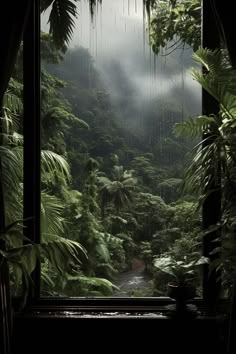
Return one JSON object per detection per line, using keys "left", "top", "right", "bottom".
{"left": 12, "top": 303, "right": 228, "bottom": 354}
{"left": 13, "top": 296, "right": 229, "bottom": 314}
{"left": 14, "top": 310, "right": 228, "bottom": 321}
{"left": 13, "top": 298, "right": 228, "bottom": 321}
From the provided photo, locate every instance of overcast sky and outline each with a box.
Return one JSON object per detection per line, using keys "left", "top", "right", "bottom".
{"left": 41, "top": 0, "right": 201, "bottom": 118}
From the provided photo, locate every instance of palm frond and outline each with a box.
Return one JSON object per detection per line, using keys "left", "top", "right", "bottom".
{"left": 95, "top": 242, "right": 110, "bottom": 262}
{"left": 3, "top": 90, "right": 23, "bottom": 115}
{"left": 0, "top": 146, "right": 23, "bottom": 222}
{"left": 112, "top": 165, "right": 124, "bottom": 180}
{"left": 39, "top": 238, "right": 86, "bottom": 273}
{"left": 182, "top": 139, "right": 222, "bottom": 195}
{"left": 179, "top": 48, "right": 236, "bottom": 199}
{"left": 4, "top": 236, "right": 86, "bottom": 307}
{"left": 192, "top": 48, "right": 236, "bottom": 117}
{"left": 1, "top": 108, "right": 20, "bottom": 136}
{"left": 1, "top": 84, "right": 22, "bottom": 136}
{"left": 41, "top": 192, "right": 66, "bottom": 240}
{"left": 41, "top": 0, "right": 79, "bottom": 48}
{"left": 41, "top": 150, "right": 71, "bottom": 183}
{"left": 1, "top": 147, "right": 72, "bottom": 224}
{"left": 67, "top": 275, "right": 119, "bottom": 295}
{"left": 97, "top": 176, "right": 112, "bottom": 186}
{"left": 0, "top": 146, "right": 23, "bottom": 190}
{"left": 6, "top": 238, "right": 86, "bottom": 276}
{"left": 41, "top": 269, "right": 55, "bottom": 288}
{"left": 174, "top": 115, "right": 217, "bottom": 138}
{"left": 192, "top": 48, "right": 222, "bottom": 73}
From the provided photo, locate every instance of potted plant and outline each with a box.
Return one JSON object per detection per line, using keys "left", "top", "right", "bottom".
{"left": 154, "top": 255, "right": 208, "bottom": 316}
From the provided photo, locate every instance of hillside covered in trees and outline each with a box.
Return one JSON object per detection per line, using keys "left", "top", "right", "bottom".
{"left": 39, "top": 24, "right": 202, "bottom": 296}
{"left": 2, "top": 0, "right": 205, "bottom": 299}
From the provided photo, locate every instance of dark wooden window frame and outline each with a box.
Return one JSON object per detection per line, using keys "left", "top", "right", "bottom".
{"left": 21, "top": 0, "right": 223, "bottom": 315}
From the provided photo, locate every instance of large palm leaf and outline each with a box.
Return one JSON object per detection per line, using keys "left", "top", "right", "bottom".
{"left": 41, "top": 0, "right": 79, "bottom": 48}
{"left": 41, "top": 150, "right": 71, "bottom": 184}
{"left": 1, "top": 220, "right": 86, "bottom": 307}
{"left": 174, "top": 48, "right": 236, "bottom": 291}
{"left": 41, "top": 191, "right": 66, "bottom": 240}
{"left": 192, "top": 50, "right": 236, "bottom": 118}
{"left": 41, "top": 0, "right": 102, "bottom": 48}
{"left": 0, "top": 146, "right": 23, "bottom": 223}
{"left": 1, "top": 144, "right": 72, "bottom": 224}
{"left": 175, "top": 48, "right": 236, "bottom": 196}
{"left": 1, "top": 80, "right": 23, "bottom": 149}
{"left": 98, "top": 165, "right": 137, "bottom": 213}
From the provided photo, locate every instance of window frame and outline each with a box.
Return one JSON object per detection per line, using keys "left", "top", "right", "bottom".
{"left": 21, "top": 0, "right": 222, "bottom": 314}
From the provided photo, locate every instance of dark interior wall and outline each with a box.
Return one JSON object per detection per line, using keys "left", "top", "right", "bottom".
{"left": 12, "top": 314, "right": 227, "bottom": 354}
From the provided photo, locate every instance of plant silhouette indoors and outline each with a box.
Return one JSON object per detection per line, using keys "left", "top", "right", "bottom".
{"left": 0, "top": 29, "right": 119, "bottom": 301}
{"left": 154, "top": 254, "right": 208, "bottom": 316}
{"left": 0, "top": 80, "right": 88, "bottom": 306}
{"left": 175, "top": 48, "right": 236, "bottom": 295}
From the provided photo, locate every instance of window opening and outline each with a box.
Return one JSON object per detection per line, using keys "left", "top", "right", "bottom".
{"left": 40, "top": 0, "right": 203, "bottom": 299}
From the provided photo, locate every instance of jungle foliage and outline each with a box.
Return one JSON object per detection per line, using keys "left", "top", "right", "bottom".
{"left": 34, "top": 31, "right": 202, "bottom": 297}
{"left": 2, "top": 0, "right": 216, "bottom": 299}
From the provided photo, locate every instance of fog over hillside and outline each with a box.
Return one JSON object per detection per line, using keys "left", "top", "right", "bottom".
{"left": 42, "top": 0, "right": 201, "bottom": 135}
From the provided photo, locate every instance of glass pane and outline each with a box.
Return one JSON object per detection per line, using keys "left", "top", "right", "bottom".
{"left": 40, "top": 0, "right": 202, "bottom": 298}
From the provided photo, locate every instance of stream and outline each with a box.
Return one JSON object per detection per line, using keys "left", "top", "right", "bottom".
{"left": 112, "top": 259, "right": 153, "bottom": 297}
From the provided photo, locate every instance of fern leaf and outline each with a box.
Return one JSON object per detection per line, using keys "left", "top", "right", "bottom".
{"left": 174, "top": 115, "right": 217, "bottom": 138}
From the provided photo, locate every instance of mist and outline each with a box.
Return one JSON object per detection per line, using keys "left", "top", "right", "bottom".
{"left": 39, "top": 1, "right": 204, "bottom": 296}
{"left": 41, "top": 0, "right": 201, "bottom": 136}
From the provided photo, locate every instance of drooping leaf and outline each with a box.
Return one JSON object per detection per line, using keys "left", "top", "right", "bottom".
{"left": 41, "top": 0, "right": 79, "bottom": 48}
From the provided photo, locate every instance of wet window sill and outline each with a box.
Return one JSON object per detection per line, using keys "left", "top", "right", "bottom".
{"left": 13, "top": 297, "right": 229, "bottom": 320}
{"left": 14, "top": 309, "right": 227, "bottom": 321}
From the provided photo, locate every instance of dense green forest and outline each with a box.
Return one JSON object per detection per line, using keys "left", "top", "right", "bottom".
{"left": 2, "top": 0, "right": 209, "bottom": 299}
{"left": 38, "top": 30, "right": 202, "bottom": 296}
{"left": 3, "top": 0, "right": 236, "bottom": 301}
